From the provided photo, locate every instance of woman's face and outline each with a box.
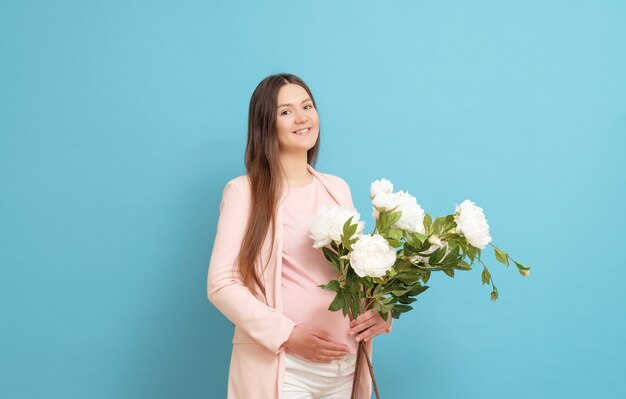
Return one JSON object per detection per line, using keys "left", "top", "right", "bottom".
{"left": 275, "top": 83, "right": 319, "bottom": 154}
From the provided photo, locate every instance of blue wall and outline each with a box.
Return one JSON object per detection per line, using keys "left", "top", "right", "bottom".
{"left": 1, "top": 1, "right": 624, "bottom": 398}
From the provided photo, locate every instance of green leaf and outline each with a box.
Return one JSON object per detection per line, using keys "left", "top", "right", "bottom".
{"left": 393, "top": 272, "right": 421, "bottom": 285}
{"left": 386, "top": 238, "right": 403, "bottom": 248}
{"left": 350, "top": 291, "right": 360, "bottom": 319}
{"left": 347, "top": 223, "right": 358, "bottom": 240}
{"left": 432, "top": 216, "right": 444, "bottom": 235}
{"left": 513, "top": 260, "right": 530, "bottom": 271}
{"left": 443, "top": 268, "right": 455, "bottom": 278}
{"left": 423, "top": 214, "right": 433, "bottom": 234}
{"left": 390, "top": 287, "right": 413, "bottom": 296}
{"left": 440, "top": 214, "right": 456, "bottom": 232}
{"left": 322, "top": 247, "right": 340, "bottom": 273}
{"left": 341, "top": 216, "right": 356, "bottom": 250}
{"left": 378, "top": 210, "right": 402, "bottom": 231}
{"left": 380, "top": 295, "right": 395, "bottom": 305}
{"left": 513, "top": 260, "right": 531, "bottom": 276}
{"left": 494, "top": 247, "right": 509, "bottom": 266}
{"left": 408, "top": 284, "right": 429, "bottom": 296}
{"left": 455, "top": 260, "right": 472, "bottom": 270}
{"left": 388, "top": 210, "right": 402, "bottom": 227}
{"left": 466, "top": 245, "right": 477, "bottom": 263}
{"left": 342, "top": 216, "right": 354, "bottom": 237}
{"left": 379, "top": 306, "right": 389, "bottom": 321}
{"left": 388, "top": 228, "right": 403, "bottom": 241}
{"left": 328, "top": 292, "right": 344, "bottom": 312}
{"left": 421, "top": 271, "right": 431, "bottom": 284}
{"left": 373, "top": 284, "right": 385, "bottom": 297}
{"left": 416, "top": 238, "right": 431, "bottom": 252}
{"left": 439, "top": 245, "right": 460, "bottom": 266}
{"left": 341, "top": 297, "right": 350, "bottom": 317}
{"left": 341, "top": 233, "right": 353, "bottom": 251}
{"left": 392, "top": 304, "right": 413, "bottom": 314}
{"left": 378, "top": 212, "right": 390, "bottom": 230}
{"left": 481, "top": 267, "right": 491, "bottom": 286}
{"left": 404, "top": 232, "right": 424, "bottom": 248}
{"left": 427, "top": 246, "right": 447, "bottom": 265}
{"left": 320, "top": 279, "right": 340, "bottom": 292}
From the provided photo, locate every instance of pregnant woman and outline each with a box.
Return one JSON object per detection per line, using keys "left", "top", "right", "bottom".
{"left": 207, "top": 73, "right": 392, "bottom": 398}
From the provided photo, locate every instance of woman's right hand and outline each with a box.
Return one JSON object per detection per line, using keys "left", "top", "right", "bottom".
{"left": 283, "top": 324, "right": 350, "bottom": 364}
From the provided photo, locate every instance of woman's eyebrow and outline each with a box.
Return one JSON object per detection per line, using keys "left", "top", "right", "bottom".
{"left": 277, "top": 98, "right": 312, "bottom": 108}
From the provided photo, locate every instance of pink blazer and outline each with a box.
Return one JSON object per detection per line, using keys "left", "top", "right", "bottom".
{"left": 207, "top": 163, "right": 393, "bottom": 398}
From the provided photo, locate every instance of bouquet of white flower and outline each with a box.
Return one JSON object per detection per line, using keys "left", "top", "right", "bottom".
{"left": 309, "top": 178, "right": 531, "bottom": 399}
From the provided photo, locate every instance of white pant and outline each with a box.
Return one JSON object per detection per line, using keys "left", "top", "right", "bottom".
{"left": 282, "top": 352, "right": 357, "bottom": 399}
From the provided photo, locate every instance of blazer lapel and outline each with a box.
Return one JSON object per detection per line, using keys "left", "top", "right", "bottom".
{"left": 306, "top": 163, "right": 349, "bottom": 208}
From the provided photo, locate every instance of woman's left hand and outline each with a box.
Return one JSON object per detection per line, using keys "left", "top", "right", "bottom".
{"left": 349, "top": 310, "right": 389, "bottom": 343}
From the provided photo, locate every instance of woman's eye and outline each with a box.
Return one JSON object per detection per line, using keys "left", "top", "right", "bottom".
{"left": 280, "top": 104, "right": 312, "bottom": 115}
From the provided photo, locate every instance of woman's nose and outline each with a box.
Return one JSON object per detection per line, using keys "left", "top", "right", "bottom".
{"left": 294, "top": 109, "right": 309, "bottom": 123}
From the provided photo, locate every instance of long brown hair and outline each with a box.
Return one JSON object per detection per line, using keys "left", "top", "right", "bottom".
{"left": 237, "top": 73, "right": 321, "bottom": 303}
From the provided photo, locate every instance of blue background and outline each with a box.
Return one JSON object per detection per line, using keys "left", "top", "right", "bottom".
{"left": 1, "top": 1, "right": 625, "bottom": 398}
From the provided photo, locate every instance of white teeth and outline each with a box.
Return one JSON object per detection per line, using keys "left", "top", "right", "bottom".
{"left": 294, "top": 128, "right": 310, "bottom": 135}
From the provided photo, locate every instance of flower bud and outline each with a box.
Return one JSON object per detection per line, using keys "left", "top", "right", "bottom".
{"left": 428, "top": 235, "right": 443, "bottom": 247}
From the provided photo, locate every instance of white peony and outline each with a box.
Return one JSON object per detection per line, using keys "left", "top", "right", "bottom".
{"left": 349, "top": 234, "right": 397, "bottom": 277}
{"left": 454, "top": 200, "right": 492, "bottom": 249}
{"left": 372, "top": 192, "right": 399, "bottom": 213}
{"left": 370, "top": 178, "right": 393, "bottom": 199}
{"left": 371, "top": 190, "right": 398, "bottom": 220}
{"left": 372, "top": 191, "right": 425, "bottom": 234}
{"left": 393, "top": 191, "right": 425, "bottom": 233}
{"left": 309, "top": 206, "right": 365, "bottom": 249}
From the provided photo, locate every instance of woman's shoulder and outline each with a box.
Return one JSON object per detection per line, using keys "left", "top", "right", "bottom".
{"left": 225, "top": 174, "right": 249, "bottom": 187}
{"left": 221, "top": 174, "right": 251, "bottom": 196}
{"left": 315, "top": 169, "right": 351, "bottom": 191}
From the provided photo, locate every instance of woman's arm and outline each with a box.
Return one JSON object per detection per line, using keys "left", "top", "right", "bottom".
{"left": 207, "top": 178, "right": 295, "bottom": 354}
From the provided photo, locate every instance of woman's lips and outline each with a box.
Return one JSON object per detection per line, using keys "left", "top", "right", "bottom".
{"left": 293, "top": 127, "right": 311, "bottom": 136}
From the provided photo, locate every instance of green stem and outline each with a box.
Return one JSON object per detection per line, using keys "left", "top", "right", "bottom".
{"left": 488, "top": 242, "right": 526, "bottom": 270}
{"left": 339, "top": 250, "right": 345, "bottom": 276}
{"left": 476, "top": 255, "right": 498, "bottom": 291}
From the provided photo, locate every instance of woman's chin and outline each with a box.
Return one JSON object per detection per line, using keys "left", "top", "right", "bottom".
{"left": 285, "top": 142, "right": 317, "bottom": 153}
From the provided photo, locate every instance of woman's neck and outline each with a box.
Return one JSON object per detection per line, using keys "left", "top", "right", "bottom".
{"left": 279, "top": 151, "right": 312, "bottom": 184}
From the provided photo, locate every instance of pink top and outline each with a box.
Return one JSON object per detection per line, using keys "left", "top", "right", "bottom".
{"left": 281, "top": 174, "right": 358, "bottom": 355}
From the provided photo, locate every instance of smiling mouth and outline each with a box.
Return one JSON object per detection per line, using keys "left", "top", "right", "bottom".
{"left": 293, "top": 127, "right": 311, "bottom": 135}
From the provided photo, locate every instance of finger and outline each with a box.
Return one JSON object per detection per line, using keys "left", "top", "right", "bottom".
{"left": 319, "top": 348, "right": 350, "bottom": 358}
{"left": 314, "top": 336, "right": 350, "bottom": 352}
{"left": 302, "top": 354, "right": 328, "bottom": 363}
{"left": 350, "top": 317, "right": 378, "bottom": 336}
{"left": 350, "top": 311, "right": 378, "bottom": 330}
{"left": 312, "top": 329, "right": 333, "bottom": 341}
{"left": 367, "top": 325, "right": 389, "bottom": 342}
{"left": 350, "top": 311, "right": 367, "bottom": 326}
{"left": 359, "top": 325, "right": 387, "bottom": 342}
{"left": 314, "top": 355, "right": 337, "bottom": 364}
{"left": 350, "top": 310, "right": 375, "bottom": 327}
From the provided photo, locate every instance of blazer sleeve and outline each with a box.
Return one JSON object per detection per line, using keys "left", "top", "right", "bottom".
{"left": 340, "top": 176, "right": 394, "bottom": 334}
{"left": 207, "top": 178, "right": 296, "bottom": 354}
